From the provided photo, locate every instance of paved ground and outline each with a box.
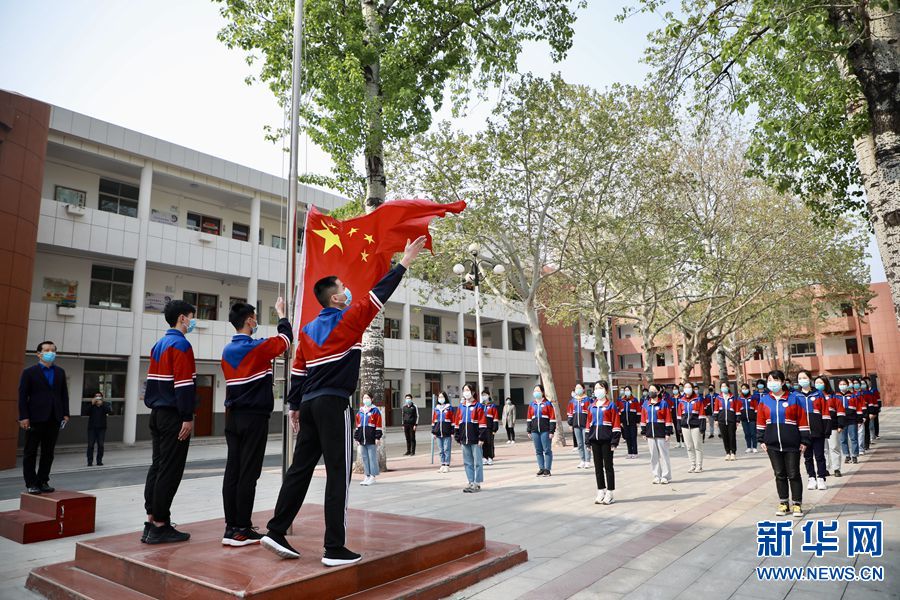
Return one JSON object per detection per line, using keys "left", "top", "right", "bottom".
{"left": 0, "top": 412, "right": 896, "bottom": 600}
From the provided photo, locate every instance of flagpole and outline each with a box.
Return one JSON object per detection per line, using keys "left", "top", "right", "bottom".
{"left": 283, "top": 0, "right": 305, "bottom": 482}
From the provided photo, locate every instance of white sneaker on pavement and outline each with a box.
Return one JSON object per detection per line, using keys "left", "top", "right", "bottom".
{"left": 817, "top": 478, "right": 827, "bottom": 490}
{"left": 603, "top": 490, "right": 614, "bottom": 505}
{"left": 595, "top": 490, "right": 606, "bottom": 504}
{"left": 807, "top": 478, "right": 817, "bottom": 490}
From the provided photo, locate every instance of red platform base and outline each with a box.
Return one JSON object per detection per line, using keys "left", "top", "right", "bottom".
{"left": 0, "top": 491, "right": 96, "bottom": 544}
{"left": 26, "top": 505, "right": 526, "bottom": 599}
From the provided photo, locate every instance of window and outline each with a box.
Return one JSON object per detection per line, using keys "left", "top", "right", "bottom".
{"left": 384, "top": 317, "right": 402, "bottom": 339}
{"left": 510, "top": 327, "right": 526, "bottom": 351}
{"left": 232, "top": 223, "right": 250, "bottom": 242}
{"left": 186, "top": 212, "right": 221, "bottom": 235}
{"left": 89, "top": 265, "right": 133, "bottom": 309}
{"left": 656, "top": 353, "right": 667, "bottom": 367}
{"left": 866, "top": 336, "right": 874, "bottom": 353}
{"left": 752, "top": 346, "right": 765, "bottom": 360}
{"left": 54, "top": 185, "right": 86, "bottom": 207}
{"left": 590, "top": 352, "right": 597, "bottom": 368}
{"left": 789, "top": 341, "right": 816, "bottom": 357}
{"left": 424, "top": 315, "right": 441, "bottom": 342}
{"left": 840, "top": 303, "right": 854, "bottom": 317}
{"left": 272, "top": 235, "right": 286, "bottom": 249}
{"left": 464, "top": 328, "right": 477, "bottom": 347}
{"left": 845, "top": 337, "right": 859, "bottom": 355}
{"left": 98, "top": 179, "right": 139, "bottom": 217}
{"left": 183, "top": 291, "right": 218, "bottom": 320}
{"left": 82, "top": 359, "right": 127, "bottom": 415}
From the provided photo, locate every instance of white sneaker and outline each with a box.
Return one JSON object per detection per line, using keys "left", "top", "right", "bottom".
{"left": 511, "top": 440, "right": 516, "bottom": 445}
{"left": 486, "top": 458, "right": 493, "bottom": 466}
{"left": 660, "top": 478, "right": 669, "bottom": 485}
{"left": 595, "top": 490, "right": 606, "bottom": 504}
{"left": 437, "top": 466, "right": 445, "bottom": 473}
{"left": 603, "top": 490, "right": 615, "bottom": 505}
{"left": 753, "top": 448, "right": 759, "bottom": 453}
{"left": 652, "top": 477, "right": 660, "bottom": 484}
{"left": 745, "top": 448, "right": 752, "bottom": 453}
{"left": 807, "top": 478, "right": 817, "bottom": 490}
{"left": 576, "top": 461, "right": 584, "bottom": 469}
{"left": 816, "top": 478, "right": 827, "bottom": 490}
{"left": 688, "top": 465, "right": 696, "bottom": 473}
{"left": 368, "top": 477, "right": 376, "bottom": 485}
{"left": 695, "top": 467, "right": 703, "bottom": 473}
{"left": 360, "top": 476, "right": 371, "bottom": 486}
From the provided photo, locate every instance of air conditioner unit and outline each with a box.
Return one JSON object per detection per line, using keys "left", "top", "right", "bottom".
{"left": 56, "top": 305, "right": 77, "bottom": 317}
{"left": 197, "top": 232, "right": 215, "bottom": 244}
{"left": 65, "top": 205, "right": 87, "bottom": 216}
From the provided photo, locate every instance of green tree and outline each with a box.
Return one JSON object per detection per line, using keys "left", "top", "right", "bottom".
{"left": 628, "top": 0, "right": 900, "bottom": 326}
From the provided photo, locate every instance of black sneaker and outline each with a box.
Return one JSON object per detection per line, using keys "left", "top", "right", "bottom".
{"left": 87, "top": 462, "right": 93, "bottom": 467}
{"left": 145, "top": 523, "right": 190, "bottom": 544}
{"left": 141, "top": 522, "right": 152, "bottom": 543}
{"left": 261, "top": 532, "right": 300, "bottom": 559}
{"left": 223, "top": 526, "right": 263, "bottom": 547}
{"left": 26, "top": 486, "right": 41, "bottom": 495}
{"left": 543, "top": 470, "right": 552, "bottom": 477}
{"left": 852, "top": 457, "right": 858, "bottom": 464}
{"left": 834, "top": 469, "right": 842, "bottom": 477}
{"left": 39, "top": 483, "right": 55, "bottom": 493}
{"left": 97, "top": 461, "right": 104, "bottom": 466}
{"left": 536, "top": 469, "right": 545, "bottom": 477}
{"left": 322, "top": 546, "right": 362, "bottom": 567}
{"left": 844, "top": 457, "right": 851, "bottom": 464}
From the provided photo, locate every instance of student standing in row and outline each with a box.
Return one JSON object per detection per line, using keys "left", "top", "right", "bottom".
{"left": 502, "top": 397, "right": 517, "bottom": 444}
{"left": 482, "top": 391, "right": 499, "bottom": 465}
{"left": 738, "top": 383, "right": 759, "bottom": 453}
{"left": 792, "top": 370, "right": 829, "bottom": 492}
{"left": 869, "top": 378, "right": 881, "bottom": 440}
{"left": 714, "top": 381, "right": 739, "bottom": 461}
{"left": 588, "top": 381, "right": 621, "bottom": 505}
{"left": 455, "top": 383, "right": 486, "bottom": 493}
{"left": 679, "top": 384, "right": 704, "bottom": 473}
{"left": 567, "top": 383, "right": 591, "bottom": 468}
{"left": 402, "top": 394, "right": 418, "bottom": 456}
{"left": 528, "top": 385, "right": 556, "bottom": 477}
{"left": 432, "top": 392, "right": 456, "bottom": 472}
{"left": 142, "top": 301, "right": 197, "bottom": 544}
{"left": 670, "top": 385, "right": 684, "bottom": 448}
{"left": 819, "top": 376, "right": 844, "bottom": 478}
{"left": 704, "top": 384, "right": 717, "bottom": 441}
{"left": 641, "top": 384, "right": 673, "bottom": 484}
{"left": 354, "top": 393, "right": 383, "bottom": 486}
{"left": 836, "top": 378, "right": 860, "bottom": 465}
{"left": 861, "top": 379, "right": 877, "bottom": 449}
{"left": 757, "top": 370, "right": 809, "bottom": 517}
{"left": 83, "top": 391, "right": 111, "bottom": 467}
{"left": 617, "top": 385, "right": 640, "bottom": 459}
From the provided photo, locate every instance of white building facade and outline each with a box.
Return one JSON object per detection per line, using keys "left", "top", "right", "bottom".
{"left": 24, "top": 106, "right": 540, "bottom": 445}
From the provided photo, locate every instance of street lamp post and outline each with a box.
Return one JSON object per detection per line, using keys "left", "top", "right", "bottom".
{"left": 453, "top": 243, "right": 505, "bottom": 395}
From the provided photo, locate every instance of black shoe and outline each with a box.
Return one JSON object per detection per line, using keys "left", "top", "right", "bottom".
{"left": 844, "top": 457, "right": 851, "bottom": 464}
{"left": 834, "top": 469, "right": 842, "bottom": 477}
{"left": 223, "top": 526, "right": 263, "bottom": 547}
{"left": 261, "top": 532, "right": 300, "bottom": 559}
{"left": 97, "top": 461, "right": 104, "bottom": 466}
{"left": 403, "top": 452, "right": 410, "bottom": 456}
{"left": 536, "top": 469, "right": 545, "bottom": 476}
{"left": 543, "top": 470, "right": 552, "bottom": 477}
{"left": 824, "top": 470, "right": 831, "bottom": 477}
{"left": 852, "top": 457, "right": 858, "bottom": 464}
{"left": 145, "top": 523, "right": 190, "bottom": 545}
{"left": 322, "top": 546, "right": 362, "bottom": 567}
{"left": 39, "top": 483, "right": 55, "bottom": 493}
{"left": 26, "top": 486, "right": 41, "bottom": 495}
{"left": 141, "top": 522, "right": 151, "bottom": 543}
{"left": 87, "top": 462, "right": 93, "bottom": 467}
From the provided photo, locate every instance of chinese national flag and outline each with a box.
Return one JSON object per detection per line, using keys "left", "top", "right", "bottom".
{"left": 295, "top": 199, "right": 466, "bottom": 328}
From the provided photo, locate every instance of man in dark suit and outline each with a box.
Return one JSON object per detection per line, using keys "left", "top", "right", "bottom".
{"left": 82, "top": 391, "right": 112, "bottom": 466}
{"left": 18, "top": 341, "right": 70, "bottom": 494}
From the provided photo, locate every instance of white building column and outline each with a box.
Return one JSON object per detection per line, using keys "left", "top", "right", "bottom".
{"left": 502, "top": 318, "right": 511, "bottom": 399}
{"left": 402, "top": 301, "right": 412, "bottom": 398}
{"left": 124, "top": 161, "right": 153, "bottom": 445}
{"left": 457, "top": 311, "right": 467, "bottom": 393}
{"left": 504, "top": 372, "right": 512, "bottom": 401}
{"left": 248, "top": 193, "right": 261, "bottom": 309}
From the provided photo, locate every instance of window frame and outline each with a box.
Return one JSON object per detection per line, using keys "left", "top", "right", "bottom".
{"left": 423, "top": 314, "right": 441, "bottom": 343}
{"left": 98, "top": 178, "right": 139, "bottom": 217}
{"left": 89, "top": 264, "right": 133, "bottom": 310}
{"left": 183, "top": 291, "right": 219, "bottom": 321}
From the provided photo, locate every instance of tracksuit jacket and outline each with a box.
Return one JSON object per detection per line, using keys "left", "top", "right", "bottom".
{"left": 586, "top": 401, "right": 622, "bottom": 446}
{"left": 526, "top": 400, "right": 557, "bottom": 434}
{"left": 756, "top": 392, "right": 811, "bottom": 452}
{"left": 221, "top": 318, "right": 293, "bottom": 415}
{"left": 825, "top": 395, "right": 846, "bottom": 436}
{"left": 567, "top": 396, "right": 591, "bottom": 428}
{"left": 640, "top": 400, "right": 674, "bottom": 438}
{"left": 354, "top": 406, "right": 384, "bottom": 445}
{"left": 616, "top": 397, "right": 641, "bottom": 427}
{"left": 791, "top": 389, "right": 830, "bottom": 439}
{"left": 713, "top": 394, "right": 741, "bottom": 426}
{"left": 678, "top": 394, "right": 704, "bottom": 429}
{"left": 737, "top": 393, "right": 758, "bottom": 423}
{"left": 836, "top": 392, "right": 865, "bottom": 425}
{"left": 483, "top": 402, "right": 500, "bottom": 433}
{"left": 432, "top": 404, "right": 457, "bottom": 437}
{"left": 454, "top": 401, "right": 488, "bottom": 444}
{"left": 288, "top": 264, "right": 406, "bottom": 409}
{"left": 145, "top": 329, "right": 197, "bottom": 421}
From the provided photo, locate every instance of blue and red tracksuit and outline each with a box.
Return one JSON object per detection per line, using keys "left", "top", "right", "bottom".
{"left": 678, "top": 395, "right": 704, "bottom": 430}
{"left": 756, "top": 393, "right": 811, "bottom": 452}
{"left": 713, "top": 394, "right": 741, "bottom": 427}
{"left": 354, "top": 407, "right": 384, "bottom": 445}
{"left": 586, "top": 402, "right": 622, "bottom": 446}
{"left": 567, "top": 397, "right": 591, "bottom": 429}
{"left": 221, "top": 318, "right": 293, "bottom": 414}
{"left": 454, "top": 401, "right": 487, "bottom": 445}
{"left": 145, "top": 329, "right": 197, "bottom": 421}
{"left": 484, "top": 402, "right": 500, "bottom": 433}
{"left": 526, "top": 400, "right": 557, "bottom": 434}
{"left": 432, "top": 404, "right": 456, "bottom": 438}
{"left": 616, "top": 397, "right": 640, "bottom": 455}
{"left": 826, "top": 395, "right": 846, "bottom": 435}
{"left": 640, "top": 401, "right": 674, "bottom": 438}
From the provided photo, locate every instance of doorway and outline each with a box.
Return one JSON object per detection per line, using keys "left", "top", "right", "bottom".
{"left": 194, "top": 375, "right": 214, "bottom": 437}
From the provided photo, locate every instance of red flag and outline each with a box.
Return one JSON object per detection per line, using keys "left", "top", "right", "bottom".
{"left": 295, "top": 199, "right": 466, "bottom": 328}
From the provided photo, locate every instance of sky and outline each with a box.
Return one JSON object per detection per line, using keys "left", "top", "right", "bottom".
{"left": 0, "top": 0, "right": 885, "bottom": 282}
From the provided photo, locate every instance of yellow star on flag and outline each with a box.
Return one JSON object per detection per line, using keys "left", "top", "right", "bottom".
{"left": 364, "top": 233, "right": 375, "bottom": 244}
{"left": 348, "top": 227, "right": 359, "bottom": 237}
{"left": 360, "top": 250, "right": 369, "bottom": 262}
{"left": 313, "top": 223, "right": 343, "bottom": 254}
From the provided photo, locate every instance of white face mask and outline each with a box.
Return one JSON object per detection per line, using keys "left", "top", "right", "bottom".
{"left": 481, "top": 394, "right": 489, "bottom": 401}
{"left": 462, "top": 390, "right": 473, "bottom": 400}
{"left": 684, "top": 386, "right": 693, "bottom": 395}
{"left": 575, "top": 386, "right": 584, "bottom": 395}
{"left": 798, "top": 378, "right": 810, "bottom": 389}
{"left": 596, "top": 389, "right": 607, "bottom": 400}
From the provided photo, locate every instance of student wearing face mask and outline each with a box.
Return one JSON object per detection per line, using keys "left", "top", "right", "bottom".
{"left": 704, "top": 385, "right": 718, "bottom": 441}
{"left": 588, "top": 381, "right": 621, "bottom": 504}
{"left": 432, "top": 392, "right": 456, "bottom": 472}
{"left": 670, "top": 385, "right": 685, "bottom": 448}
{"left": 737, "top": 383, "right": 759, "bottom": 453}
{"left": 568, "top": 383, "right": 592, "bottom": 468}
{"left": 18, "top": 341, "right": 70, "bottom": 495}
{"left": 860, "top": 379, "right": 876, "bottom": 451}
{"left": 835, "top": 378, "right": 861, "bottom": 464}
{"left": 502, "top": 397, "right": 517, "bottom": 444}
{"left": 354, "top": 393, "right": 383, "bottom": 486}
{"left": 616, "top": 385, "right": 640, "bottom": 459}
{"left": 402, "top": 394, "right": 419, "bottom": 456}
{"left": 481, "top": 391, "right": 499, "bottom": 466}
{"left": 142, "top": 300, "right": 197, "bottom": 544}
{"left": 678, "top": 383, "right": 705, "bottom": 473}
{"left": 713, "top": 381, "right": 740, "bottom": 460}
{"left": 527, "top": 385, "right": 556, "bottom": 477}
{"left": 792, "top": 370, "right": 829, "bottom": 491}
{"left": 455, "top": 384, "right": 487, "bottom": 492}
{"left": 818, "top": 376, "right": 844, "bottom": 478}
{"left": 849, "top": 378, "right": 868, "bottom": 455}
{"left": 83, "top": 391, "right": 112, "bottom": 467}
{"left": 867, "top": 378, "right": 881, "bottom": 440}
{"left": 640, "top": 384, "right": 674, "bottom": 484}
{"left": 757, "top": 370, "right": 810, "bottom": 517}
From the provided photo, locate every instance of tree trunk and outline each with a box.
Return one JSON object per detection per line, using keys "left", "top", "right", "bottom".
{"left": 639, "top": 323, "right": 655, "bottom": 385}
{"left": 716, "top": 345, "right": 729, "bottom": 385}
{"left": 593, "top": 319, "right": 611, "bottom": 385}
{"left": 727, "top": 348, "right": 744, "bottom": 388}
{"left": 699, "top": 349, "right": 713, "bottom": 390}
{"left": 679, "top": 338, "right": 695, "bottom": 383}
{"left": 833, "top": 6, "right": 900, "bottom": 327}
{"left": 526, "top": 301, "right": 567, "bottom": 447}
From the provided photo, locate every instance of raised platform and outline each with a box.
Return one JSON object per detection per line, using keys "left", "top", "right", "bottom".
{"left": 26, "top": 505, "right": 527, "bottom": 599}
{"left": 0, "top": 490, "right": 96, "bottom": 544}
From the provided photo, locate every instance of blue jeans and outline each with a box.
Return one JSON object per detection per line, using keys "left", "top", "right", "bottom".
{"left": 573, "top": 428, "right": 590, "bottom": 462}
{"left": 461, "top": 443, "right": 483, "bottom": 484}
{"left": 360, "top": 443, "right": 379, "bottom": 477}
{"left": 437, "top": 436, "right": 452, "bottom": 465}
{"left": 532, "top": 431, "right": 553, "bottom": 471}
{"left": 841, "top": 424, "right": 859, "bottom": 457}
{"left": 741, "top": 420, "right": 758, "bottom": 449}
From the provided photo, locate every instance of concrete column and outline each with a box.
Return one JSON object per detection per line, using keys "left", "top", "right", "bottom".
{"left": 457, "top": 311, "right": 467, "bottom": 393}
{"left": 124, "top": 161, "right": 153, "bottom": 445}
{"left": 402, "top": 302, "right": 411, "bottom": 340}
{"left": 403, "top": 367, "right": 412, "bottom": 397}
{"left": 504, "top": 371, "right": 512, "bottom": 402}
{"left": 501, "top": 319, "right": 509, "bottom": 351}
{"left": 248, "top": 193, "right": 261, "bottom": 309}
